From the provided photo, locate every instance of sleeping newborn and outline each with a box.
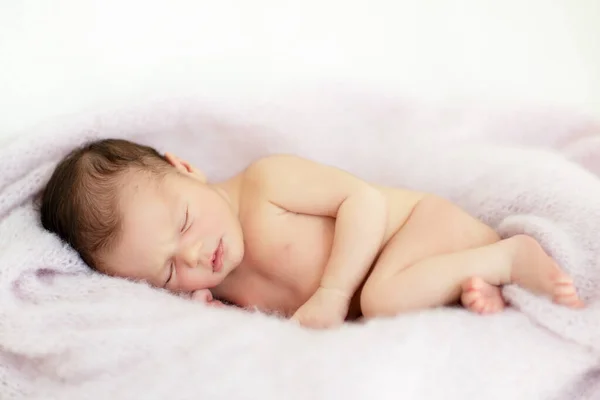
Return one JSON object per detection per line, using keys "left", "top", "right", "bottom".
{"left": 39, "top": 138, "right": 584, "bottom": 328}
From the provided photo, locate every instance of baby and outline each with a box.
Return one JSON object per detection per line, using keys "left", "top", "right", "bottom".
{"left": 40, "top": 138, "right": 584, "bottom": 328}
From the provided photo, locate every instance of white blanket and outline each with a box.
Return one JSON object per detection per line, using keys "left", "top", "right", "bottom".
{"left": 1, "top": 86, "right": 599, "bottom": 400}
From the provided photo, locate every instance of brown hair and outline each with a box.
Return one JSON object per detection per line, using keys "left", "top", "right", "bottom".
{"left": 40, "top": 138, "right": 171, "bottom": 270}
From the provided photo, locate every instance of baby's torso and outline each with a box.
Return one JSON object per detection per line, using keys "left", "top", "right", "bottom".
{"left": 219, "top": 185, "right": 425, "bottom": 317}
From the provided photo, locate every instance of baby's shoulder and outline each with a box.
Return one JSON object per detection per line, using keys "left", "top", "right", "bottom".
{"left": 235, "top": 155, "right": 311, "bottom": 219}
{"left": 244, "top": 154, "right": 308, "bottom": 178}
{"left": 236, "top": 155, "right": 292, "bottom": 207}
{"left": 239, "top": 154, "right": 311, "bottom": 192}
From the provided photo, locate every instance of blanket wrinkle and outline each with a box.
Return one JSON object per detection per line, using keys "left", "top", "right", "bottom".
{"left": 1, "top": 87, "right": 600, "bottom": 399}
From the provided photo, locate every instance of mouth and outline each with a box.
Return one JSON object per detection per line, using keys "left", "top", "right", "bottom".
{"left": 211, "top": 239, "right": 224, "bottom": 273}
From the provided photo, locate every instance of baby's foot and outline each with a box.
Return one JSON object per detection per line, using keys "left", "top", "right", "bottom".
{"left": 508, "top": 235, "right": 585, "bottom": 309}
{"left": 461, "top": 277, "right": 506, "bottom": 314}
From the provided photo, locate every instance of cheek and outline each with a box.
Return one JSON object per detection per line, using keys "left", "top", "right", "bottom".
{"left": 193, "top": 202, "right": 231, "bottom": 236}
{"left": 193, "top": 215, "right": 223, "bottom": 238}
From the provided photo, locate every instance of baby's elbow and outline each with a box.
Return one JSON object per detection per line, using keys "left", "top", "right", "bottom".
{"left": 356, "top": 186, "right": 388, "bottom": 217}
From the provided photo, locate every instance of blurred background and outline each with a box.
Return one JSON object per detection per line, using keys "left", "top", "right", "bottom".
{"left": 1, "top": 0, "right": 599, "bottom": 142}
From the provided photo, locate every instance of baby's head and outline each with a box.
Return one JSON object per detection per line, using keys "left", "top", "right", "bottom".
{"left": 40, "top": 138, "right": 244, "bottom": 292}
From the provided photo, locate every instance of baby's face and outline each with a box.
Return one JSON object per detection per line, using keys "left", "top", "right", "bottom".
{"left": 101, "top": 167, "right": 244, "bottom": 293}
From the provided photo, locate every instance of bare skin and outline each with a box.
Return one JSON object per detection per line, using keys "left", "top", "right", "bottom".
{"left": 101, "top": 153, "right": 584, "bottom": 329}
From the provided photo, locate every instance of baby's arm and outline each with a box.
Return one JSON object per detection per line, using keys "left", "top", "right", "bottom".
{"left": 245, "top": 155, "right": 388, "bottom": 326}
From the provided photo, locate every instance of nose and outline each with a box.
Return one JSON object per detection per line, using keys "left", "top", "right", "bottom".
{"left": 179, "top": 240, "right": 204, "bottom": 268}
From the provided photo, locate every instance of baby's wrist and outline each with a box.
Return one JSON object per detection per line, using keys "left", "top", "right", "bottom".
{"left": 317, "top": 285, "right": 352, "bottom": 300}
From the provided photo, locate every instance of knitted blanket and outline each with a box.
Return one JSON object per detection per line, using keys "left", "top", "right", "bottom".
{"left": 1, "top": 86, "right": 599, "bottom": 400}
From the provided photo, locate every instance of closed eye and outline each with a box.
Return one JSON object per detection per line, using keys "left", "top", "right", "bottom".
{"left": 164, "top": 261, "right": 175, "bottom": 288}
{"left": 181, "top": 204, "right": 189, "bottom": 233}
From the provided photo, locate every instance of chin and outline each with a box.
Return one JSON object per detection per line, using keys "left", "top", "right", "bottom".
{"left": 225, "top": 241, "right": 244, "bottom": 268}
{"left": 223, "top": 259, "right": 240, "bottom": 276}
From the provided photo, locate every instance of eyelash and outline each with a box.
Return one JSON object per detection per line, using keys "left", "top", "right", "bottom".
{"left": 165, "top": 262, "right": 175, "bottom": 287}
{"left": 166, "top": 205, "right": 189, "bottom": 288}
{"left": 181, "top": 205, "right": 190, "bottom": 232}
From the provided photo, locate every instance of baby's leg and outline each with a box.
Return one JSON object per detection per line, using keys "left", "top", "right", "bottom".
{"left": 360, "top": 196, "right": 582, "bottom": 318}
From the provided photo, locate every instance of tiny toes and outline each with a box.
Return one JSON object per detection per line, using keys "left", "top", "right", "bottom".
{"left": 482, "top": 300, "right": 504, "bottom": 314}
{"left": 461, "top": 291, "right": 482, "bottom": 311}
{"left": 554, "top": 275, "right": 574, "bottom": 287}
{"left": 551, "top": 278, "right": 585, "bottom": 309}
{"left": 461, "top": 277, "right": 505, "bottom": 315}
{"left": 461, "top": 291, "right": 489, "bottom": 314}
{"left": 554, "top": 293, "right": 585, "bottom": 308}
{"left": 554, "top": 285, "right": 576, "bottom": 297}
{"left": 483, "top": 303, "right": 496, "bottom": 314}
{"left": 471, "top": 299, "right": 486, "bottom": 314}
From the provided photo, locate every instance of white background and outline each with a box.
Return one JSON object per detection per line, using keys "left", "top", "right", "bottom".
{"left": 1, "top": 0, "right": 599, "bottom": 143}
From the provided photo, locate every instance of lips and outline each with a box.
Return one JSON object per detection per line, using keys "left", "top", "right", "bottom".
{"left": 211, "top": 239, "right": 224, "bottom": 273}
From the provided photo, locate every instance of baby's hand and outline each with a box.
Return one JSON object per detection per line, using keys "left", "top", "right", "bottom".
{"left": 190, "top": 289, "right": 226, "bottom": 308}
{"left": 291, "top": 287, "right": 350, "bottom": 329}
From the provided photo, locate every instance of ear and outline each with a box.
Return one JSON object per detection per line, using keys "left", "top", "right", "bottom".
{"left": 164, "top": 152, "right": 207, "bottom": 183}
